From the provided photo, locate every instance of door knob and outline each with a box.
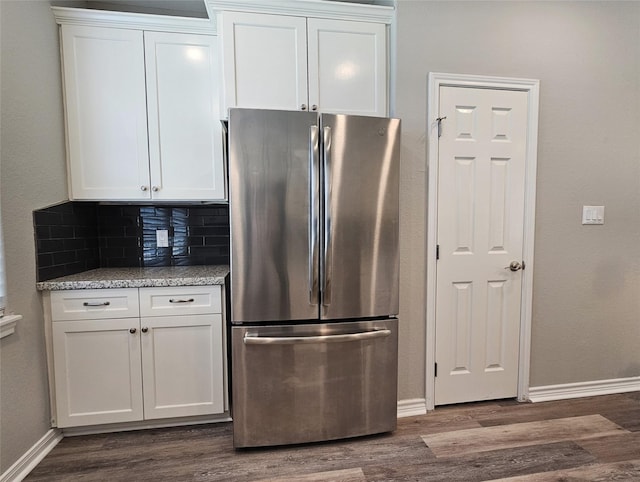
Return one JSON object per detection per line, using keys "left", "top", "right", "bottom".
{"left": 505, "top": 261, "right": 523, "bottom": 272}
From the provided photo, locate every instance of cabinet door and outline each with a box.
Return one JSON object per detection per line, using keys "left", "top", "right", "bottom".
{"left": 140, "top": 314, "right": 224, "bottom": 419}
{"left": 307, "top": 19, "right": 387, "bottom": 117}
{"left": 144, "top": 32, "right": 226, "bottom": 200}
{"left": 220, "top": 11, "right": 308, "bottom": 113}
{"left": 61, "top": 25, "right": 151, "bottom": 200}
{"left": 52, "top": 319, "right": 143, "bottom": 428}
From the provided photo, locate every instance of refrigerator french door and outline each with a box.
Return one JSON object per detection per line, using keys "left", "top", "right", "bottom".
{"left": 228, "top": 108, "right": 400, "bottom": 448}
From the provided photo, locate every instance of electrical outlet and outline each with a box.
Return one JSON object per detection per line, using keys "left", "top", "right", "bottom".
{"left": 156, "top": 229, "right": 169, "bottom": 247}
{"left": 582, "top": 206, "right": 605, "bottom": 225}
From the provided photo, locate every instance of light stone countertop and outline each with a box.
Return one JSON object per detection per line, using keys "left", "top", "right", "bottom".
{"left": 36, "top": 265, "right": 229, "bottom": 291}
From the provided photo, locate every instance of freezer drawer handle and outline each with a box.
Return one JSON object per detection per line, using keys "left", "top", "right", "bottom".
{"left": 244, "top": 329, "right": 390, "bottom": 345}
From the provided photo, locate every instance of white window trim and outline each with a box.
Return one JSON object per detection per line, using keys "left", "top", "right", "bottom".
{"left": 0, "top": 314, "right": 21, "bottom": 339}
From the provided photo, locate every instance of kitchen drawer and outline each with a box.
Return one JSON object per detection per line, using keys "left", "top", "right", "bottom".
{"left": 50, "top": 288, "right": 140, "bottom": 321}
{"left": 139, "top": 286, "right": 221, "bottom": 317}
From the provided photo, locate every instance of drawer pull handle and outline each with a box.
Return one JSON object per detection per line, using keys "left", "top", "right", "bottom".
{"left": 169, "top": 298, "right": 195, "bottom": 304}
{"left": 83, "top": 301, "right": 111, "bottom": 307}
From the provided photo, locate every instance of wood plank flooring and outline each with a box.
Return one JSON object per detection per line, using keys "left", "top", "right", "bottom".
{"left": 25, "top": 392, "right": 640, "bottom": 481}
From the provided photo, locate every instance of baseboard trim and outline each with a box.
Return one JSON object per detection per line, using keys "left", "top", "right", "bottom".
{"left": 529, "top": 376, "right": 640, "bottom": 403}
{"left": 0, "top": 429, "right": 62, "bottom": 482}
{"left": 397, "top": 398, "right": 427, "bottom": 418}
{"left": 62, "top": 413, "right": 232, "bottom": 437}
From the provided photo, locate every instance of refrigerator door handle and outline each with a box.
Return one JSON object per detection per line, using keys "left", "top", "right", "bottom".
{"left": 309, "top": 125, "right": 320, "bottom": 306}
{"left": 322, "top": 125, "right": 333, "bottom": 306}
{"left": 243, "top": 329, "right": 391, "bottom": 345}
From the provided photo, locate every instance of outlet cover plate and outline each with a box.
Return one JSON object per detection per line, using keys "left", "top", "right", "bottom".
{"left": 156, "top": 229, "right": 169, "bottom": 247}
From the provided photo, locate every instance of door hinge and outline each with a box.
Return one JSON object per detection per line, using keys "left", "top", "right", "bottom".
{"left": 436, "top": 244, "right": 440, "bottom": 260}
{"left": 434, "top": 362, "right": 438, "bottom": 377}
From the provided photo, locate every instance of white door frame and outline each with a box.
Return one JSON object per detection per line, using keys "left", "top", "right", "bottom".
{"left": 426, "top": 72, "right": 540, "bottom": 410}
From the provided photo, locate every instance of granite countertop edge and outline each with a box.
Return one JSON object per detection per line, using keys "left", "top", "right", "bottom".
{"left": 36, "top": 265, "right": 229, "bottom": 291}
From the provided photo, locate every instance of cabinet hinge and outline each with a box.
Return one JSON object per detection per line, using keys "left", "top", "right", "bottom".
{"left": 434, "top": 362, "right": 438, "bottom": 377}
{"left": 436, "top": 244, "right": 440, "bottom": 260}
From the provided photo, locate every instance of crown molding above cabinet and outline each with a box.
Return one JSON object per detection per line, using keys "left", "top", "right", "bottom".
{"left": 51, "top": 6, "right": 217, "bottom": 34}
{"left": 205, "top": 0, "right": 395, "bottom": 24}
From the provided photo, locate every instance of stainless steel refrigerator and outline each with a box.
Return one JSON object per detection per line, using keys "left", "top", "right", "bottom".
{"left": 228, "top": 108, "right": 400, "bottom": 448}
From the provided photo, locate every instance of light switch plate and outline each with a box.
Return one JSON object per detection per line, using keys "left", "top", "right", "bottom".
{"left": 156, "top": 229, "right": 169, "bottom": 247}
{"left": 582, "top": 205, "right": 605, "bottom": 225}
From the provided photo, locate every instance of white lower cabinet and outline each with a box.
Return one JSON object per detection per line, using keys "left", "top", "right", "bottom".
{"left": 50, "top": 286, "right": 225, "bottom": 428}
{"left": 52, "top": 318, "right": 144, "bottom": 427}
{"left": 141, "top": 314, "right": 223, "bottom": 420}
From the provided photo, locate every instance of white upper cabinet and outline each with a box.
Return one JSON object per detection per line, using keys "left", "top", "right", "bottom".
{"left": 56, "top": 9, "right": 225, "bottom": 201}
{"left": 220, "top": 12, "right": 308, "bottom": 112}
{"left": 61, "top": 25, "right": 151, "bottom": 200}
{"left": 145, "top": 32, "right": 225, "bottom": 200}
{"left": 219, "top": 10, "right": 388, "bottom": 117}
{"left": 307, "top": 18, "right": 386, "bottom": 117}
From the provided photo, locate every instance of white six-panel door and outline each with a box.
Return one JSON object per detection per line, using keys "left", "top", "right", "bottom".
{"left": 435, "top": 86, "right": 528, "bottom": 405}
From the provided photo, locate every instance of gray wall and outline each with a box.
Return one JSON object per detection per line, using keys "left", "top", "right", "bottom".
{"left": 395, "top": 0, "right": 640, "bottom": 400}
{"left": 0, "top": 0, "right": 68, "bottom": 472}
{"left": 1, "top": 0, "right": 639, "bottom": 472}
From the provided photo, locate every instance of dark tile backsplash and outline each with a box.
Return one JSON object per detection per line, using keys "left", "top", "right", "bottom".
{"left": 33, "top": 202, "right": 100, "bottom": 282}
{"left": 34, "top": 201, "right": 230, "bottom": 281}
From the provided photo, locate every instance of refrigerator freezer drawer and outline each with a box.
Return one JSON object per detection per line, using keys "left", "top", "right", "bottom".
{"left": 231, "top": 319, "right": 398, "bottom": 448}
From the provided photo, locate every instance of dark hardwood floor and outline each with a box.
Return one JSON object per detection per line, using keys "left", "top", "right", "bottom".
{"left": 26, "top": 392, "right": 640, "bottom": 481}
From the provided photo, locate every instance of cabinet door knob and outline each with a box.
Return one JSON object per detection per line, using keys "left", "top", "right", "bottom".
{"left": 141, "top": 327, "right": 148, "bottom": 333}
{"left": 311, "top": 104, "right": 318, "bottom": 111}
{"left": 152, "top": 186, "right": 159, "bottom": 192}
{"left": 129, "top": 328, "right": 137, "bottom": 334}
{"left": 141, "top": 186, "right": 148, "bottom": 192}
{"left": 301, "top": 104, "right": 307, "bottom": 111}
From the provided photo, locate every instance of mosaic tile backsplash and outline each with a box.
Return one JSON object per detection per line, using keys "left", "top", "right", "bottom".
{"left": 34, "top": 201, "right": 230, "bottom": 281}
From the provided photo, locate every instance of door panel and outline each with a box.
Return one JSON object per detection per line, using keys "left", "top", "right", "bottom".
{"left": 61, "top": 25, "right": 150, "bottom": 200}
{"left": 307, "top": 19, "right": 387, "bottom": 116}
{"left": 220, "top": 12, "right": 308, "bottom": 112}
{"left": 435, "top": 86, "right": 528, "bottom": 405}
{"left": 140, "top": 314, "right": 224, "bottom": 419}
{"left": 52, "top": 319, "right": 143, "bottom": 427}
{"left": 320, "top": 114, "right": 400, "bottom": 320}
{"left": 229, "top": 109, "right": 319, "bottom": 323}
{"left": 145, "top": 32, "right": 225, "bottom": 200}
